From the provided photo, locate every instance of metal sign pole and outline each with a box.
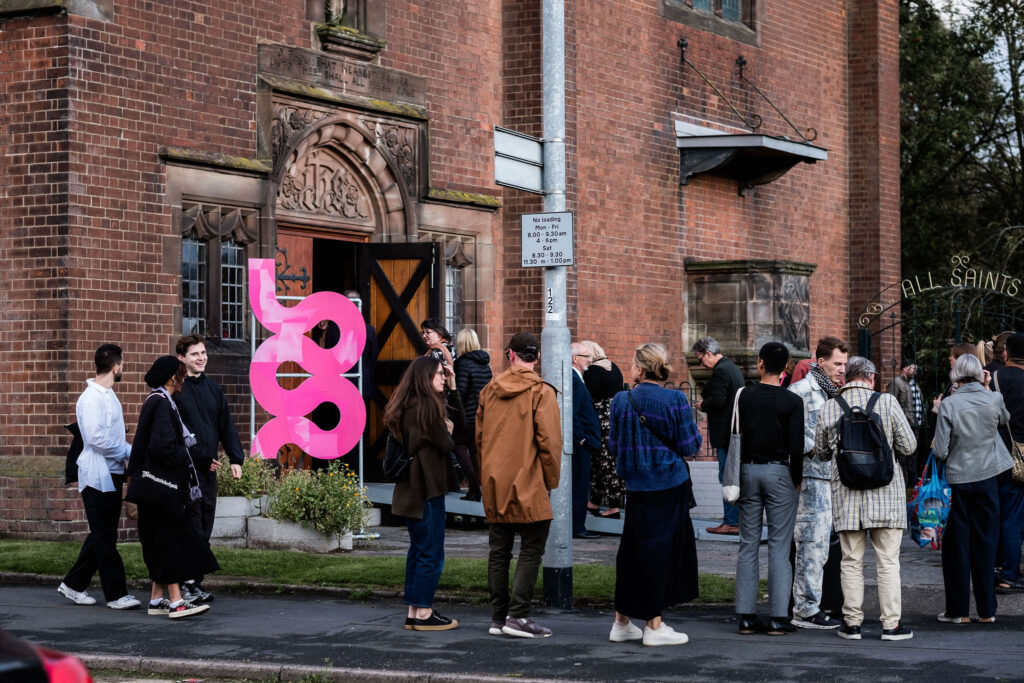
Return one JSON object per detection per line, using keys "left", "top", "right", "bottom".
{"left": 540, "top": 0, "right": 573, "bottom": 609}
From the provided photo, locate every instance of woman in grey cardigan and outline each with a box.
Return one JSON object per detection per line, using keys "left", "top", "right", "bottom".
{"left": 932, "top": 353, "right": 1014, "bottom": 624}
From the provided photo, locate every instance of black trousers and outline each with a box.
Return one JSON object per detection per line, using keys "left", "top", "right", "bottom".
{"left": 63, "top": 474, "right": 128, "bottom": 602}
{"left": 943, "top": 476, "right": 1000, "bottom": 619}
{"left": 185, "top": 466, "right": 218, "bottom": 583}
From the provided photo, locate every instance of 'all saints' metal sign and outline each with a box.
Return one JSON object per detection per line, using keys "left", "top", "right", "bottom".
{"left": 901, "top": 254, "right": 1022, "bottom": 299}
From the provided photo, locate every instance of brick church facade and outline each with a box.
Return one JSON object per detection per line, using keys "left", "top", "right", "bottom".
{"left": 0, "top": 0, "right": 899, "bottom": 536}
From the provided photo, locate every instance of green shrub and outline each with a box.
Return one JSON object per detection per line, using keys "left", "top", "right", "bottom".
{"left": 216, "top": 454, "right": 275, "bottom": 499}
{"left": 266, "top": 461, "right": 370, "bottom": 536}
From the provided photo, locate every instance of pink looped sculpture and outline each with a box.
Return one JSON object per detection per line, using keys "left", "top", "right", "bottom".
{"left": 248, "top": 258, "right": 367, "bottom": 460}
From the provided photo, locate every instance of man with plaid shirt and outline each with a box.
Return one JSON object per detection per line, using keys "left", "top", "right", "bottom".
{"left": 816, "top": 356, "right": 917, "bottom": 642}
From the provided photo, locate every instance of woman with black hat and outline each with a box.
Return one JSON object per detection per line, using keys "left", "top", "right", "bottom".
{"left": 126, "top": 356, "right": 218, "bottom": 619}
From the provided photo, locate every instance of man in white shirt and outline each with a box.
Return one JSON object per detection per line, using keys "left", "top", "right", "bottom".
{"left": 58, "top": 344, "right": 140, "bottom": 610}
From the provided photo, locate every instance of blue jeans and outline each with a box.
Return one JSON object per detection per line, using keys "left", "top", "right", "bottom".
{"left": 404, "top": 495, "right": 446, "bottom": 608}
{"left": 997, "top": 470, "right": 1024, "bottom": 583}
{"left": 717, "top": 447, "right": 739, "bottom": 526}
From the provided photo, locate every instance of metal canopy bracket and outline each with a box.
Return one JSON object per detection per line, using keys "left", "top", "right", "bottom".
{"left": 676, "top": 37, "right": 828, "bottom": 195}
{"left": 676, "top": 125, "right": 828, "bottom": 196}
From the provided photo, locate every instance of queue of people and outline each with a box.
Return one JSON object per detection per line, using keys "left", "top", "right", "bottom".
{"left": 60, "top": 327, "right": 1024, "bottom": 645}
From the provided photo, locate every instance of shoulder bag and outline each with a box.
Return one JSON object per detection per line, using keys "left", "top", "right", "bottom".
{"left": 627, "top": 389, "right": 697, "bottom": 509}
{"left": 383, "top": 431, "right": 413, "bottom": 482}
{"left": 993, "top": 372, "right": 1024, "bottom": 485}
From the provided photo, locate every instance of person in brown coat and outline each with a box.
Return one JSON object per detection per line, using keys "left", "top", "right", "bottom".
{"left": 476, "top": 332, "right": 562, "bottom": 639}
{"left": 384, "top": 355, "right": 461, "bottom": 632}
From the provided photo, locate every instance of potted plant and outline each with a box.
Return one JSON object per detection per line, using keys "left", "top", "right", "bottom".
{"left": 250, "top": 461, "right": 370, "bottom": 552}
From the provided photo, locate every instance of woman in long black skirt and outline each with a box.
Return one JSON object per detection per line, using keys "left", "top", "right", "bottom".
{"left": 126, "top": 356, "right": 219, "bottom": 619}
{"left": 607, "top": 343, "right": 702, "bottom": 646}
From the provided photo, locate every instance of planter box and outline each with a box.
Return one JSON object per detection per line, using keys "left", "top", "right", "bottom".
{"left": 247, "top": 516, "right": 354, "bottom": 553}
{"left": 211, "top": 495, "right": 267, "bottom": 548}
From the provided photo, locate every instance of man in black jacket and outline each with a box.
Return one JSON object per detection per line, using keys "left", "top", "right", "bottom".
{"left": 175, "top": 334, "right": 244, "bottom": 601}
{"left": 692, "top": 336, "right": 745, "bottom": 535}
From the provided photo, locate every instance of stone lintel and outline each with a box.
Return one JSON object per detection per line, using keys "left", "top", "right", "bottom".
{"left": 258, "top": 74, "right": 429, "bottom": 121}
{"left": 426, "top": 187, "right": 502, "bottom": 211}
{"left": 158, "top": 146, "right": 271, "bottom": 176}
{"left": 684, "top": 258, "right": 817, "bottom": 277}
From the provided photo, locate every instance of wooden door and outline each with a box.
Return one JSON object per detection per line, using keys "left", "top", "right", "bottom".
{"left": 359, "top": 242, "right": 440, "bottom": 477}
{"left": 274, "top": 232, "right": 314, "bottom": 470}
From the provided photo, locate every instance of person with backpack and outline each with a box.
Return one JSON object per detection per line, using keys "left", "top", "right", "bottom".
{"left": 815, "top": 356, "right": 917, "bottom": 642}
{"left": 933, "top": 353, "right": 1012, "bottom": 624}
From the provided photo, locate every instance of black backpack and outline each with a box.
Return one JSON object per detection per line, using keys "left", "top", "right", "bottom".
{"left": 834, "top": 393, "right": 894, "bottom": 490}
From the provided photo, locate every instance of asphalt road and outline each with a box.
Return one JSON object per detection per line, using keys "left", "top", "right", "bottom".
{"left": 3, "top": 583, "right": 1024, "bottom": 682}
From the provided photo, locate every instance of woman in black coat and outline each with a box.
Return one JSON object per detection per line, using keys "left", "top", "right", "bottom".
{"left": 384, "top": 355, "right": 460, "bottom": 631}
{"left": 126, "top": 356, "right": 218, "bottom": 620}
{"left": 454, "top": 328, "right": 492, "bottom": 501}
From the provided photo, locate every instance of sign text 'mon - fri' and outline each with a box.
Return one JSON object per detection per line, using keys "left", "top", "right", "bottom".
{"left": 521, "top": 212, "right": 573, "bottom": 268}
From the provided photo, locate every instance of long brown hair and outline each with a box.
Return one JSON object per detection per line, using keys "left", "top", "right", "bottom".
{"left": 382, "top": 355, "right": 447, "bottom": 441}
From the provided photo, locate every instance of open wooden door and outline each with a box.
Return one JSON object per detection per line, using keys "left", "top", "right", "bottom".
{"left": 274, "top": 232, "right": 314, "bottom": 470}
{"left": 359, "top": 241, "right": 440, "bottom": 478}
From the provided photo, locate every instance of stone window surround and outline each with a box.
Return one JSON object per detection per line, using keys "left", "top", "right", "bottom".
{"left": 165, "top": 162, "right": 271, "bottom": 356}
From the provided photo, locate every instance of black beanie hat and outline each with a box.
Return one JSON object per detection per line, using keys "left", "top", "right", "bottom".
{"left": 145, "top": 355, "right": 181, "bottom": 389}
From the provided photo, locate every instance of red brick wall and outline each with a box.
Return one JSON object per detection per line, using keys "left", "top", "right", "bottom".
{"left": 570, "top": 0, "right": 856, "bottom": 378}
{"left": 0, "top": 0, "right": 899, "bottom": 536}
{"left": 848, "top": 0, "right": 902, "bottom": 379}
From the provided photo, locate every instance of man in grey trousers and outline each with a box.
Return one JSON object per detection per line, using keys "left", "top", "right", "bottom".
{"left": 734, "top": 342, "right": 804, "bottom": 635}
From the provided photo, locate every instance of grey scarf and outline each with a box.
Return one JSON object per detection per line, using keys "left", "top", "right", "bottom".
{"left": 809, "top": 362, "right": 840, "bottom": 399}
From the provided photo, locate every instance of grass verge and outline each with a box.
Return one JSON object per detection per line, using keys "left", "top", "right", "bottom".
{"left": 0, "top": 538, "right": 746, "bottom": 604}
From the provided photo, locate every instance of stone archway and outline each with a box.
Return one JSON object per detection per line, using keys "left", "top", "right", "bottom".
{"left": 269, "top": 108, "right": 418, "bottom": 238}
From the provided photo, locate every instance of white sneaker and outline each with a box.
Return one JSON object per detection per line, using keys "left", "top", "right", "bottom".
{"left": 107, "top": 595, "right": 141, "bottom": 610}
{"left": 609, "top": 620, "right": 643, "bottom": 642}
{"left": 642, "top": 623, "right": 689, "bottom": 647}
{"left": 58, "top": 582, "right": 96, "bottom": 605}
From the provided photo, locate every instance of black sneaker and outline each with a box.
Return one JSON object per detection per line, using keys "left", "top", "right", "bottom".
{"left": 881, "top": 623, "right": 913, "bottom": 641}
{"left": 168, "top": 601, "right": 210, "bottom": 619}
{"left": 410, "top": 612, "right": 458, "bottom": 631}
{"left": 184, "top": 580, "right": 213, "bottom": 603}
{"left": 792, "top": 611, "right": 842, "bottom": 630}
{"left": 148, "top": 599, "right": 172, "bottom": 616}
{"left": 837, "top": 622, "right": 861, "bottom": 640}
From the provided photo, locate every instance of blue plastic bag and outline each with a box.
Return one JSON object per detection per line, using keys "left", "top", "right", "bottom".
{"left": 907, "top": 451, "right": 951, "bottom": 549}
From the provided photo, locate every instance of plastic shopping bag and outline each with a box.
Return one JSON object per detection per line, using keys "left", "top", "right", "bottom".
{"left": 907, "top": 451, "right": 951, "bottom": 549}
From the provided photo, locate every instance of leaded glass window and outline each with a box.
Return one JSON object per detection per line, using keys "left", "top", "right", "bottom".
{"left": 179, "top": 203, "right": 258, "bottom": 341}
{"left": 445, "top": 263, "right": 464, "bottom": 337}
{"left": 220, "top": 240, "right": 245, "bottom": 340}
{"left": 182, "top": 232, "right": 207, "bottom": 336}
{"left": 721, "top": 0, "right": 740, "bottom": 21}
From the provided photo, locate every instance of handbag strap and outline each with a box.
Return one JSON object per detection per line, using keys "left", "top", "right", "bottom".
{"left": 626, "top": 388, "right": 694, "bottom": 479}
{"left": 730, "top": 387, "right": 744, "bottom": 434}
{"left": 993, "top": 371, "right": 1019, "bottom": 447}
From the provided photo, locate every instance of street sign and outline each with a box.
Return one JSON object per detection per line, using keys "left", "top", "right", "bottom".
{"left": 495, "top": 126, "right": 544, "bottom": 194}
{"left": 521, "top": 212, "right": 573, "bottom": 267}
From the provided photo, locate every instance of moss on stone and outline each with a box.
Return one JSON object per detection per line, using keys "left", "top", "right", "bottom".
{"left": 427, "top": 187, "right": 502, "bottom": 209}
{"left": 158, "top": 146, "right": 271, "bottom": 174}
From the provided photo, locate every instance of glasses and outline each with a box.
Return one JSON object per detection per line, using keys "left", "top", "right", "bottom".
{"left": 434, "top": 368, "right": 446, "bottom": 376}
{"left": 573, "top": 353, "right": 591, "bottom": 359}
{"left": 420, "top": 330, "right": 434, "bottom": 338}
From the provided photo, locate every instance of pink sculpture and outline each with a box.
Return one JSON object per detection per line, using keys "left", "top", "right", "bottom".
{"left": 248, "top": 258, "right": 366, "bottom": 460}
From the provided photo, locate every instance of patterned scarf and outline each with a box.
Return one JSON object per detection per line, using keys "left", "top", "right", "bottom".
{"left": 809, "top": 362, "right": 840, "bottom": 399}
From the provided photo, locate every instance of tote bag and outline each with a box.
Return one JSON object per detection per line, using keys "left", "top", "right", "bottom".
{"left": 722, "top": 387, "right": 744, "bottom": 504}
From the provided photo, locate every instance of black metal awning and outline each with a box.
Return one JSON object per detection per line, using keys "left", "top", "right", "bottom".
{"left": 676, "top": 122, "right": 828, "bottom": 196}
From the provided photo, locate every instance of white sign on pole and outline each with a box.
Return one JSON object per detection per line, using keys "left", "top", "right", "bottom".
{"left": 521, "top": 212, "right": 573, "bottom": 267}
{"left": 495, "top": 126, "right": 544, "bottom": 194}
